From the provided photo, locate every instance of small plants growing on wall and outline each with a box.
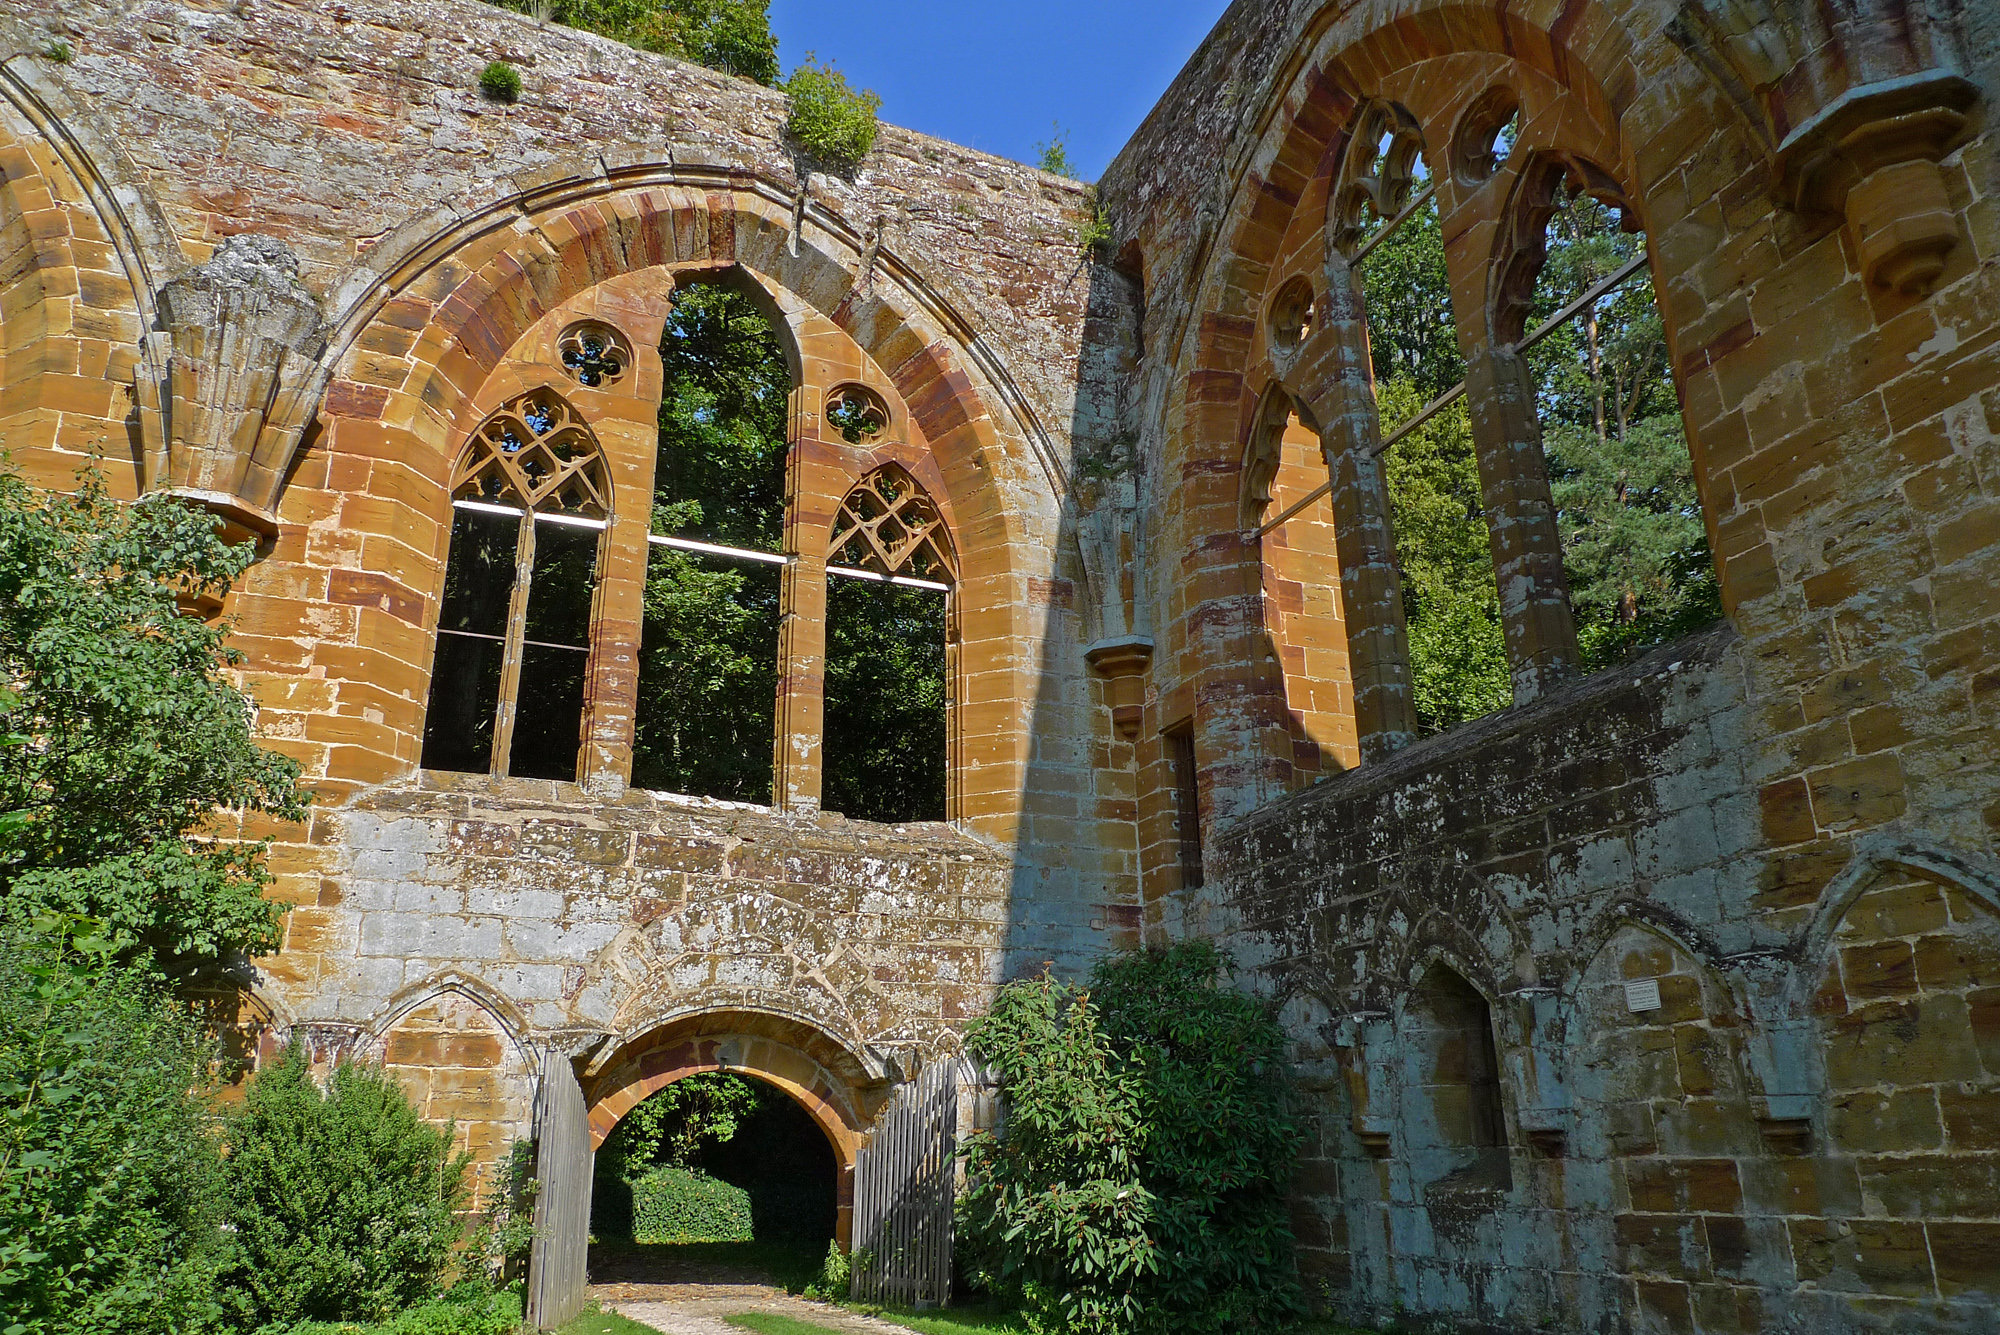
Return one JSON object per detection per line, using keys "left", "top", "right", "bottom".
{"left": 479, "top": 60, "right": 522, "bottom": 102}
{"left": 781, "top": 56, "right": 881, "bottom": 171}
{"left": 958, "top": 942, "right": 1306, "bottom": 1335}
{"left": 41, "top": 39, "right": 72, "bottom": 63}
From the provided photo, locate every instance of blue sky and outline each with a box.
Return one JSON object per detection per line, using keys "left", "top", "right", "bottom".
{"left": 767, "top": 1, "right": 1232, "bottom": 180}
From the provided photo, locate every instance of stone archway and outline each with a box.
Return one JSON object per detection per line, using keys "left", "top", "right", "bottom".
{"left": 583, "top": 1008, "right": 888, "bottom": 1250}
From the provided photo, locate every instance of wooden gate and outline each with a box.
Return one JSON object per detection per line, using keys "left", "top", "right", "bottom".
{"left": 850, "top": 1057, "right": 963, "bottom": 1307}
{"left": 526, "top": 1052, "right": 591, "bottom": 1330}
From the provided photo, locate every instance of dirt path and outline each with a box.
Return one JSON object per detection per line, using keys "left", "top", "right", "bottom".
{"left": 595, "top": 1280, "right": 919, "bottom": 1335}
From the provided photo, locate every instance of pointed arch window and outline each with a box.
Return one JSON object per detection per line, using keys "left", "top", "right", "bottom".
{"left": 421, "top": 389, "right": 610, "bottom": 782}
{"left": 823, "top": 465, "right": 955, "bottom": 824}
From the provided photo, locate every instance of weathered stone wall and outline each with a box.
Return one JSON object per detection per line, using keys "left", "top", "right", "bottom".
{"left": 0, "top": 0, "right": 1128, "bottom": 1220}
{"left": 1096, "top": 0, "right": 2000, "bottom": 1328}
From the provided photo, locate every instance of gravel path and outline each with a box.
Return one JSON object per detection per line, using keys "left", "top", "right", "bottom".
{"left": 595, "top": 1280, "right": 920, "bottom": 1335}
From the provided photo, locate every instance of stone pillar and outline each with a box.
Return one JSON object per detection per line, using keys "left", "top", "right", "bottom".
{"left": 1291, "top": 261, "right": 1419, "bottom": 760}
{"left": 1460, "top": 343, "right": 1579, "bottom": 703}
{"left": 773, "top": 389, "right": 842, "bottom": 813}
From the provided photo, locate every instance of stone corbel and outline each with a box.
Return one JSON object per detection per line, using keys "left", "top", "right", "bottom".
{"left": 136, "top": 235, "right": 332, "bottom": 541}
{"left": 1086, "top": 636, "right": 1155, "bottom": 740}
{"left": 1774, "top": 72, "right": 1981, "bottom": 295}
{"left": 1334, "top": 1011, "right": 1393, "bottom": 1157}
{"left": 1504, "top": 986, "right": 1572, "bottom": 1156}
{"left": 1729, "top": 949, "right": 1818, "bottom": 1152}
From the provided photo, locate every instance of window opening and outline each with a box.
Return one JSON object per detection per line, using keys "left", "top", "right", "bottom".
{"left": 824, "top": 383, "right": 890, "bottom": 444}
{"left": 1165, "top": 723, "right": 1204, "bottom": 888}
{"left": 421, "top": 389, "right": 609, "bottom": 781}
{"left": 822, "top": 465, "right": 955, "bottom": 825}
{"left": 558, "top": 320, "right": 632, "bottom": 389}
{"left": 1514, "top": 177, "right": 1720, "bottom": 670}
{"left": 633, "top": 281, "right": 791, "bottom": 804}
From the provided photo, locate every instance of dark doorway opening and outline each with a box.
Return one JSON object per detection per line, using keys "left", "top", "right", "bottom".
{"left": 588, "top": 1073, "right": 838, "bottom": 1292}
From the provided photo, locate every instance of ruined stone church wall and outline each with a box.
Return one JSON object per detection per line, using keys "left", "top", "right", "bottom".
{"left": 1098, "top": 0, "right": 2000, "bottom": 1327}
{"left": 0, "top": 0, "right": 1135, "bottom": 1198}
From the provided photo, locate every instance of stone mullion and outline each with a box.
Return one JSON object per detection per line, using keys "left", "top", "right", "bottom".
{"left": 490, "top": 512, "right": 535, "bottom": 778}
{"left": 774, "top": 390, "right": 843, "bottom": 814}
{"left": 1444, "top": 228, "right": 1580, "bottom": 704}
{"left": 577, "top": 414, "right": 660, "bottom": 794}
{"left": 1314, "top": 262, "right": 1420, "bottom": 761}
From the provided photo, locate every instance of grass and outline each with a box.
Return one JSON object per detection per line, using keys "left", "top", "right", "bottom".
{"left": 723, "top": 1317, "right": 835, "bottom": 1335}
{"left": 555, "top": 1305, "right": 662, "bottom": 1335}
{"left": 856, "top": 1306, "right": 1031, "bottom": 1335}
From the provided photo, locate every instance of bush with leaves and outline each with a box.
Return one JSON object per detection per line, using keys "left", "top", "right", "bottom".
{"left": 261, "top": 1281, "right": 523, "bottom": 1335}
{"left": 0, "top": 465, "right": 306, "bottom": 977}
{"left": 782, "top": 56, "right": 880, "bottom": 169}
{"left": 960, "top": 944, "right": 1304, "bottom": 1335}
{"left": 0, "top": 917, "right": 231, "bottom": 1334}
{"left": 631, "top": 1165, "right": 754, "bottom": 1243}
{"left": 958, "top": 969, "right": 1156, "bottom": 1335}
{"left": 217, "top": 1047, "right": 472, "bottom": 1328}
{"left": 487, "top": 0, "right": 779, "bottom": 84}
{"left": 1088, "top": 943, "right": 1306, "bottom": 1331}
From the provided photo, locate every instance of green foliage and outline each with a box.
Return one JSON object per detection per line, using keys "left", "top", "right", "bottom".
{"left": 958, "top": 970, "right": 1156, "bottom": 1335}
{"left": 217, "top": 1047, "right": 472, "bottom": 1328}
{"left": 1359, "top": 197, "right": 1463, "bottom": 399}
{"left": 1377, "top": 381, "right": 1511, "bottom": 735}
{"left": 0, "top": 918, "right": 230, "bottom": 1335}
{"left": 0, "top": 465, "right": 305, "bottom": 976}
{"left": 1525, "top": 191, "right": 1722, "bottom": 668}
{"left": 40, "top": 40, "right": 72, "bottom": 63}
{"left": 960, "top": 946, "right": 1303, "bottom": 1335}
{"left": 633, "top": 283, "right": 788, "bottom": 803}
{"left": 1086, "top": 943, "right": 1306, "bottom": 1331}
{"left": 801, "top": 1238, "right": 850, "bottom": 1301}
{"left": 600, "top": 1071, "right": 766, "bottom": 1181}
{"left": 1076, "top": 200, "right": 1112, "bottom": 260}
{"left": 478, "top": 61, "right": 520, "bottom": 102}
{"left": 782, "top": 56, "right": 881, "bottom": 169}
{"left": 823, "top": 580, "right": 946, "bottom": 824}
{"left": 631, "top": 1166, "right": 755, "bottom": 1243}
{"left": 489, "top": 0, "right": 779, "bottom": 84}
{"left": 263, "top": 1282, "right": 523, "bottom": 1335}
{"left": 1035, "top": 125, "right": 1075, "bottom": 178}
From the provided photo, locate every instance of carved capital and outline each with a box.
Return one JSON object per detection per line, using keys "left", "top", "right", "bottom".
{"left": 138, "top": 235, "right": 331, "bottom": 536}
{"left": 1774, "top": 73, "right": 1979, "bottom": 295}
{"left": 1085, "top": 636, "right": 1154, "bottom": 739}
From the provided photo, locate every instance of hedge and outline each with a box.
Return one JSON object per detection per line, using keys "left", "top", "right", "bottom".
{"left": 631, "top": 1166, "right": 754, "bottom": 1243}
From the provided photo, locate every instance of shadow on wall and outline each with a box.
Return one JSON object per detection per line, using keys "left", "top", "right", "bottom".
{"left": 1000, "top": 243, "right": 1149, "bottom": 981}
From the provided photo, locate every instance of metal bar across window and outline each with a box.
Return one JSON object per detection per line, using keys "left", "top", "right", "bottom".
{"left": 1348, "top": 182, "right": 1438, "bottom": 268}
{"left": 452, "top": 498, "right": 608, "bottom": 531}
{"left": 1250, "top": 251, "right": 1650, "bottom": 539}
{"left": 436, "top": 627, "right": 587, "bottom": 654}
{"left": 646, "top": 532, "right": 788, "bottom": 565}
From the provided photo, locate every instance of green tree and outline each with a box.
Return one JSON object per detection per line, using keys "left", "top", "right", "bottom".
{"left": 1524, "top": 190, "right": 1721, "bottom": 667}
{"left": 489, "top": 0, "right": 780, "bottom": 84}
{"left": 0, "top": 920, "right": 230, "bottom": 1335}
{"left": 822, "top": 580, "right": 946, "bottom": 824}
{"left": 782, "top": 56, "right": 882, "bottom": 169}
{"left": 960, "top": 945, "right": 1304, "bottom": 1335}
{"left": 0, "top": 467, "right": 306, "bottom": 976}
{"left": 1378, "top": 381, "right": 1512, "bottom": 734}
{"left": 598, "top": 1071, "right": 766, "bottom": 1182}
{"left": 959, "top": 970, "right": 1157, "bottom": 1335}
{"left": 217, "top": 1047, "right": 472, "bottom": 1328}
{"left": 632, "top": 282, "right": 789, "bottom": 803}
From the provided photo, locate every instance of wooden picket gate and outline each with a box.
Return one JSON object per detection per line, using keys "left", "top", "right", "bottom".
{"left": 850, "top": 1057, "right": 965, "bottom": 1307}
{"left": 526, "top": 1053, "right": 591, "bottom": 1330}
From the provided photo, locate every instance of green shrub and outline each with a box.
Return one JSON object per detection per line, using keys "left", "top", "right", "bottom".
{"left": 479, "top": 60, "right": 521, "bottom": 102}
{"left": 631, "top": 1165, "right": 753, "bottom": 1243}
{"left": 217, "top": 1046, "right": 472, "bottom": 1328}
{"left": 957, "top": 969, "right": 1155, "bottom": 1335}
{"left": 264, "top": 1280, "right": 524, "bottom": 1335}
{"left": 960, "top": 944, "right": 1305, "bottom": 1335}
{"left": 41, "top": 40, "right": 72, "bottom": 63}
{"left": 0, "top": 918, "right": 230, "bottom": 1334}
{"left": 801, "top": 1238, "right": 850, "bottom": 1301}
{"left": 781, "top": 56, "right": 880, "bottom": 169}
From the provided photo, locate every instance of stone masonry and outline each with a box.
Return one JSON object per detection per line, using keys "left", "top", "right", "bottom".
{"left": 3, "top": 0, "right": 1999, "bottom": 1329}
